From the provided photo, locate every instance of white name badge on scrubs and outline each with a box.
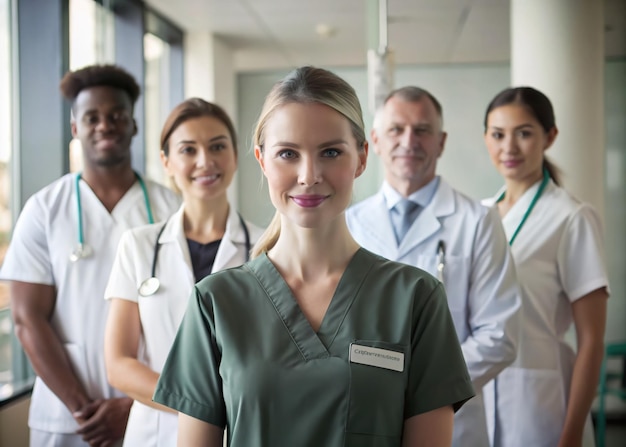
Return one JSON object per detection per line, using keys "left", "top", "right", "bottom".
{"left": 349, "top": 343, "right": 405, "bottom": 372}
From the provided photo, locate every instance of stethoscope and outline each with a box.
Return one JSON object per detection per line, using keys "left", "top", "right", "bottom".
{"left": 70, "top": 172, "right": 154, "bottom": 262}
{"left": 433, "top": 169, "right": 549, "bottom": 285}
{"left": 497, "top": 167, "right": 550, "bottom": 246}
{"left": 436, "top": 240, "right": 446, "bottom": 283}
{"left": 138, "top": 212, "right": 251, "bottom": 296}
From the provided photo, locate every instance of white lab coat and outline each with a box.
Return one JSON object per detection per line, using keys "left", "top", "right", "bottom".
{"left": 346, "top": 178, "right": 521, "bottom": 447}
{"left": 482, "top": 179, "right": 609, "bottom": 447}
{"left": 104, "top": 204, "right": 263, "bottom": 447}
{"left": 0, "top": 173, "right": 180, "bottom": 434}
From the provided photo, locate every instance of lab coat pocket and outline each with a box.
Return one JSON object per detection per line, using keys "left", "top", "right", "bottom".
{"left": 346, "top": 340, "right": 406, "bottom": 439}
{"left": 416, "top": 254, "right": 469, "bottom": 312}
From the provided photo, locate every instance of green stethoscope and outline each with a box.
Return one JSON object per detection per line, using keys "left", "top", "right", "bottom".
{"left": 70, "top": 172, "right": 154, "bottom": 262}
{"left": 497, "top": 167, "right": 550, "bottom": 246}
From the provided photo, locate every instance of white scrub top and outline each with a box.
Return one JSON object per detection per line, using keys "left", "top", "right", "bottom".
{"left": 482, "top": 179, "right": 609, "bottom": 447}
{"left": 104, "top": 204, "right": 263, "bottom": 447}
{"left": 0, "top": 173, "right": 180, "bottom": 433}
{"left": 346, "top": 178, "right": 521, "bottom": 447}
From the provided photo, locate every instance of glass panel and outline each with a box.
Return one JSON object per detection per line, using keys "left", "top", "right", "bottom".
{"left": 0, "top": 308, "right": 11, "bottom": 385}
{"left": 68, "top": 0, "right": 115, "bottom": 173}
{"left": 0, "top": 0, "right": 12, "bottom": 386}
{"left": 0, "top": 0, "right": 12, "bottom": 311}
{"left": 144, "top": 32, "right": 170, "bottom": 186}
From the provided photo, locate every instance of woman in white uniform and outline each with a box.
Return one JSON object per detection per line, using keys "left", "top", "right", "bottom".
{"left": 482, "top": 87, "right": 609, "bottom": 447}
{"left": 103, "top": 98, "right": 262, "bottom": 447}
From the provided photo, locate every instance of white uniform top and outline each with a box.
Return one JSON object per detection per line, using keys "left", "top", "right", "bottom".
{"left": 0, "top": 173, "right": 180, "bottom": 433}
{"left": 482, "top": 179, "right": 609, "bottom": 447}
{"left": 104, "top": 204, "right": 263, "bottom": 447}
{"left": 346, "top": 178, "right": 521, "bottom": 447}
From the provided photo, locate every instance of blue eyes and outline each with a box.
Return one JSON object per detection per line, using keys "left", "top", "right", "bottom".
{"left": 322, "top": 149, "right": 341, "bottom": 158}
{"left": 278, "top": 149, "right": 341, "bottom": 159}
{"left": 278, "top": 150, "right": 297, "bottom": 159}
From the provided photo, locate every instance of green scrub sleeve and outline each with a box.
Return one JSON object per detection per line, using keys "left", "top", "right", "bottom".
{"left": 153, "top": 286, "right": 227, "bottom": 427}
{"left": 405, "top": 282, "right": 475, "bottom": 417}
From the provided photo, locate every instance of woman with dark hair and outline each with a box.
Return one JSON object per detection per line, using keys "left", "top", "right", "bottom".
{"left": 482, "top": 87, "right": 609, "bottom": 447}
{"left": 153, "top": 67, "right": 474, "bottom": 447}
{"left": 103, "top": 98, "right": 263, "bottom": 446}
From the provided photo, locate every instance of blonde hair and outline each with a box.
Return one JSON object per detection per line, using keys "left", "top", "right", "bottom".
{"left": 251, "top": 66, "right": 367, "bottom": 258}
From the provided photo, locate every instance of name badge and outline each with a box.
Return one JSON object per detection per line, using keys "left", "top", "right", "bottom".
{"left": 349, "top": 343, "right": 404, "bottom": 372}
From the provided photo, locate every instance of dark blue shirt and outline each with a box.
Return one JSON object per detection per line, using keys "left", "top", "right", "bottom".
{"left": 187, "top": 239, "right": 221, "bottom": 282}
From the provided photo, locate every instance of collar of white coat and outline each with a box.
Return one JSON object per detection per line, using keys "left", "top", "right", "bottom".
{"left": 372, "top": 178, "right": 456, "bottom": 221}
{"left": 497, "top": 177, "right": 555, "bottom": 239}
{"left": 371, "top": 178, "right": 456, "bottom": 257}
{"left": 405, "top": 177, "right": 455, "bottom": 218}
{"left": 157, "top": 204, "right": 249, "bottom": 245}
{"left": 381, "top": 176, "right": 441, "bottom": 210}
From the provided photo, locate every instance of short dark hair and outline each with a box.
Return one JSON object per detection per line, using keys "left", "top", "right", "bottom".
{"left": 59, "top": 64, "right": 140, "bottom": 105}
{"left": 160, "top": 98, "right": 238, "bottom": 156}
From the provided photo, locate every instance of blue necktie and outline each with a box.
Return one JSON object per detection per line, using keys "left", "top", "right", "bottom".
{"left": 392, "top": 199, "right": 419, "bottom": 244}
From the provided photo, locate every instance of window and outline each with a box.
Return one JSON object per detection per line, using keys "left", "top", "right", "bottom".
{"left": 68, "top": 0, "right": 115, "bottom": 173}
{"left": 144, "top": 32, "right": 170, "bottom": 185}
{"left": 0, "top": 0, "right": 12, "bottom": 386}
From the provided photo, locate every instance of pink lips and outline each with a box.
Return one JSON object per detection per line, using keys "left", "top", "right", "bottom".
{"left": 291, "top": 195, "right": 327, "bottom": 208}
{"left": 502, "top": 160, "right": 522, "bottom": 168}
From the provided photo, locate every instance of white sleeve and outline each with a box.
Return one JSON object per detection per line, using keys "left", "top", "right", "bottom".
{"left": 461, "top": 206, "right": 521, "bottom": 389}
{"left": 103, "top": 230, "right": 140, "bottom": 303}
{"left": 0, "top": 195, "right": 54, "bottom": 285}
{"left": 558, "top": 204, "right": 609, "bottom": 301}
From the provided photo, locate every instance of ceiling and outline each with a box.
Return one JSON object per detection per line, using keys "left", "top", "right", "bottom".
{"left": 145, "top": 0, "right": 626, "bottom": 72}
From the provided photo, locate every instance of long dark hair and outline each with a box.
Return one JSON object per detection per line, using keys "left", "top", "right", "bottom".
{"left": 484, "top": 87, "right": 561, "bottom": 185}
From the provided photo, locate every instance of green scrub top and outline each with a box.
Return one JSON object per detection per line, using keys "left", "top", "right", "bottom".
{"left": 154, "top": 248, "right": 474, "bottom": 447}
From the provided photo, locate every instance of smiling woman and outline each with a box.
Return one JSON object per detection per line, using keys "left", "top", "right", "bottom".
{"left": 482, "top": 87, "right": 609, "bottom": 447}
{"left": 152, "top": 66, "right": 474, "bottom": 447}
{"left": 103, "top": 97, "right": 262, "bottom": 447}
{"left": 254, "top": 101, "right": 365, "bottom": 230}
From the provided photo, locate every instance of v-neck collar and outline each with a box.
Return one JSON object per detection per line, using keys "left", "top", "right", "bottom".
{"left": 246, "top": 248, "right": 375, "bottom": 361}
{"left": 78, "top": 177, "right": 144, "bottom": 222}
{"left": 499, "top": 178, "right": 549, "bottom": 241}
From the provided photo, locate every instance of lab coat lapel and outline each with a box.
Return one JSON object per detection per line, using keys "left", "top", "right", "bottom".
{"left": 212, "top": 207, "right": 243, "bottom": 272}
{"left": 398, "top": 179, "right": 455, "bottom": 258}
{"left": 159, "top": 205, "right": 194, "bottom": 283}
{"left": 354, "top": 192, "right": 398, "bottom": 260}
{"left": 499, "top": 180, "right": 544, "bottom": 242}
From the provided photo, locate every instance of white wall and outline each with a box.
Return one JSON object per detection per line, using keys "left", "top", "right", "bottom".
{"left": 184, "top": 33, "right": 239, "bottom": 207}
{"left": 236, "top": 60, "right": 626, "bottom": 342}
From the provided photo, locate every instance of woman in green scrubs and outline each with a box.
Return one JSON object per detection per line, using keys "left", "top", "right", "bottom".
{"left": 153, "top": 66, "right": 475, "bottom": 447}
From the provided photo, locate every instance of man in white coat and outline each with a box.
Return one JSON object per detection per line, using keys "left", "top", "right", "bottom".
{"left": 0, "top": 65, "right": 180, "bottom": 446}
{"left": 346, "top": 86, "right": 521, "bottom": 447}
